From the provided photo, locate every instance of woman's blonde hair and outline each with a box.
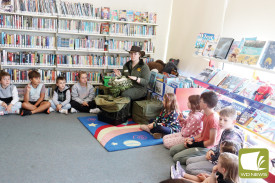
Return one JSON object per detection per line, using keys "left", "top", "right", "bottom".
{"left": 163, "top": 93, "right": 179, "bottom": 113}
{"left": 219, "top": 152, "right": 240, "bottom": 183}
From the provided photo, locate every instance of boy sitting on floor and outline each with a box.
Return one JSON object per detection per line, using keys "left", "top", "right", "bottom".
{"left": 21, "top": 70, "right": 51, "bottom": 116}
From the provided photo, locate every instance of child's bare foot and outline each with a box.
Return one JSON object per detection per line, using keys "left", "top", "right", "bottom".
{"left": 153, "top": 133, "right": 163, "bottom": 139}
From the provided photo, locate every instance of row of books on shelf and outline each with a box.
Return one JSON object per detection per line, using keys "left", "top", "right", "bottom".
{"left": 17, "top": 87, "right": 52, "bottom": 101}
{"left": 211, "top": 90, "right": 275, "bottom": 142}
{"left": 147, "top": 71, "right": 200, "bottom": 97}
{"left": 57, "top": 37, "right": 105, "bottom": 51}
{"left": 112, "top": 10, "right": 157, "bottom": 24}
{"left": 1, "top": 32, "right": 55, "bottom": 48}
{"left": 4, "top": 68, "right": 56, "bottom": 83}
{"left": 109, "top": 23, "right": 156, "bottom": 37}
{"left": 1, "top": 51, "right": 55, "bottom": 66}
{"left": 108, "top": 39, "right": 154, "bottom": 53}
{"left": 196, "top": 67, "right": 275, "bottom": 108}
{"left": 3, "top": 68, "right": 101, "bottom": 83}
{"left": 194, "top": 33, "right": 275, "bottom": 70}
{"left": 56, "top": 71, "right": 100, "bottom": 84}
{"left": 0, "top": 14, "right": 57, "bottom": 31}
{"left": 58, "top": 20, "right": 101, "bottom": 34}
{"left": 1, "top": 1, "right": 157, "bottom": 24}
{"left": 0, "top": 51, "right": 154, "bottom": 66}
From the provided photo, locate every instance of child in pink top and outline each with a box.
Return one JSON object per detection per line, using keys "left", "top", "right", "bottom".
{"left": 163, "top": 95, "right": 203, "bottom": 149}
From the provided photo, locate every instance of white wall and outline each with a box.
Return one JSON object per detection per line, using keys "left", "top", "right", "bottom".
{"left": 69, "top": 0, "right": 173, "bottom": 61}
{"left": 166, "top": 0, "right": 226, "bottom": 77}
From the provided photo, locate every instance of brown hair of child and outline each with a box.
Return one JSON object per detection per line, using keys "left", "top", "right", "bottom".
{"left": 28, "top": 70, "right": 41, "bottom": 79}
{"left": 219, "top": 106, "right": 237, "bottom": 120}
{"left": 219, "top": 152, "right": 240, "bottom": 183}
{"left": 200, "top": 91, "right": 218, "bottom": 108}
{"left": 78, "top": 71, "right": 87, "bottom": 79}
{"left": 56, "top": 76, "right": 66, "bottom": 83}
{"left": 0, "top": 71, "right": 10, "bottom": 80}
{"left": 188, "top": 95, "right": 201, "bottom": 112}
{"left": 163, "top": 93, "right": 179, "bottom": 113}
{"left": 220, "top": 140, "right": 242, "bottom": 155}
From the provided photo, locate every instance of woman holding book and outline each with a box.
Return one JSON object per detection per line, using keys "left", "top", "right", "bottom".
{"left": 113, "top": 46, "right": 150, "bottom": 100}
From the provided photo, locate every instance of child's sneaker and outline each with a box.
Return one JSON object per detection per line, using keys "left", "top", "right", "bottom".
{"left": 71, "top": 108, "right": 78, "bottom": 113}
{"left": 49, "top": 107, "right": 55, "bottom": 112}
{"left": 20, "top": 109, "right": 32, "bottom": 116}
{"left": 176, "top": 161, "right": 186, "bottom": 177}
{"left": 0, "top": 111, "right": 4, "bottom": 116}
{"left": 170, "top": 165, "right": 183, "bottom": 179}
{"left": 140, "top": 125, "right": 150, "bottom": 132}
{"left": 89, "top": 108, "right": 101, "bottom": 114}
{"left": 59, "top": 109, "right": 68, "bottom": 114}
{"left": 153, "top": 133, "right": 163, "bottom": 139}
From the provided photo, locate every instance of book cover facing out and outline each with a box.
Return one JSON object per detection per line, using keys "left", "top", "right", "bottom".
{"left": 213, "top": 37, "right": 234, "bottom": 59}
{"left": 259, "top": 41, "right": 275, "bottom": 70}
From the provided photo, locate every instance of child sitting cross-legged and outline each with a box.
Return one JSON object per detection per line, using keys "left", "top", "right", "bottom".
{"left": 70, "top": 71, "right": 101, "bottom": 114}
{"left": 140, "top": 93, "right": 181, "bottom": 139}
{"left": 170, "top": 91, "right": 221, "bottom": 165}
{"left": 0, "top": 71, "right": 22, "bottom": 115}
{"left": 171, "top": 141, "right": 241, "bottom": 183}
{"left": 49, "top": 76, "right": 71, "bottom": 114}
{"left": 21, "top": 70, "right": 51, "bottom": 116}
{"left": 163, "top": 95, "right": 203, "bottom": 149}
{"left": 185, "top": 107, "right": 244, "bottom": 175}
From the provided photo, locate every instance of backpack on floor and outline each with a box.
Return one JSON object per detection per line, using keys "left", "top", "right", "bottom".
{"left": 132, "top": 99, "right": 163, "bottom": 124}
{"left": 95, "top": 95, "right": 131, "bottom": 125}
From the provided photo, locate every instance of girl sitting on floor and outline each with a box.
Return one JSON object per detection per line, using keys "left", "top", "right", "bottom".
{"left": 140, "top": 93, "right": 181, "bottom": 139}
{"left": 163, "top": 95, "right": 203, "bottom": 149}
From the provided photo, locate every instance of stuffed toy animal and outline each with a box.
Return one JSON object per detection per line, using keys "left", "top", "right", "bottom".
{"left": 147, "top": 60, "right": 166, "bottom": 73}
{"left": 163, "top": 58, "right": 180, "bottom": 76}
{"left": 253, "top": 85, "right": 273, "bottom": 102}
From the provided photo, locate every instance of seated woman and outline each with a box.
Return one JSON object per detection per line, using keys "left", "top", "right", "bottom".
{"left": 113, "top": 46, "right": 150, "bottom": 100}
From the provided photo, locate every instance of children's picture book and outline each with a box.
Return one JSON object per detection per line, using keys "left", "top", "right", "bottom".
{"left": 111, "top": 10, "right": 118, "bottom": 21}
{"left": 100, "top": 23, "right": 109, "bottom": 35}
{"left": 208, "top": 70, "right": 229, "bottom": 86}
{"left": 237, "top": 107, "right": 256, "bottom": 125}
{"left": 232, "top": 79, "right": 250, "bottom": 94}
{"left": 202, "top": 40, "right": 218, "bottom": 57}
{"left": 155, "top": 80, "right": 165, "bottom": 96}
{"left": 259, "top": 41, "right": 275, "bottom": 70}
{"left": 238, "top": 37, "right": 257, "bottom": 50}
{"left": 133, "top": 11, "right": 142, "bottom": 22}
{"left": 119, "top": 10, "right": 127, "bottom": 21}
{"left": 227, "top": 41, "right": 241, "bottom": 62}
{"left": 258, "top": 117, "right": 275, "bottom": 141}
{"left": 141, "top": 12, "right": 148, "bottom": 23}
{"left": 246, "top": 110, "right": 273, "bottom": 133}
{"left": 194, "top": 33, "right": 215, "bottom": 56}
{"left": 196, "top": 67, "right": 218, "bottom": 82}
{"left": 238, "top": 80, "right": 264, "bottom": 99}
{"left": 126, "top": 10, "right": 134, "bottom": 22}
{"left": 213, "top": 37, "right": 234, "bottom": 59}
{"left": 148, "top": 71, "right": 157, "bottom": 90}
{"left": 237, "top": 40, "right": 266, "bottom": 65}
{"left": 164, "top": 84, "right": 176, "bottom": 94}
{"left": 149, "top": 12, "right": 157, "bottom": 24}
{"left": 101, "top": 7, "right": 110, "bottom": 20}
{"left": 231, "top": 101, "right": 247, "bottom": 121}
{"left": 218, "top": 75, "right": 246, "bottom": 92}
{"left": 0, "top": 0, "right": 14, "bottom": 12}
{"left": 215, "top": 99, "right": 232, "bottom": 111}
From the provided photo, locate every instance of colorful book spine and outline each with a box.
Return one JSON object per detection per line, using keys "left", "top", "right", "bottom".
{"left": 4, "top": 68, "right": 56, "bottom": 83}
{"left": 109, "top": 23, "right": 156, "bottom": 37}
{"left": 58, "top": 20, "right": 101, "bottom": 34}
{"left": 1, "top": 32, "right": 55, "bottom": 49}
{"left": 15, "top": 0, "right": 58, "bottom": 15}
{"left": 57, "top": 37, "right": 105, "bottom": 51}
{"left": 1, "top": 50, "right": 55, "bottom": 65}
{"left": 108, "top": 39, "right": 154, "bottom": 53}
{"left": 56, "top": 71, "right": 100, "bottom": 83}
{"left": 56, "top": 54, "right": 106, "bottom": 67}
{"left": 0, "top": 15, "right": 57, "bottom": 31}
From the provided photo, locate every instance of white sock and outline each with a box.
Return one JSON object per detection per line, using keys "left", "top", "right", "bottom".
{"left": 49, "top": 107, "right": 55, "bottom": 112}
{"left": 71, "top": 108, "right": 78, "bottom": 113}
{"left": 59, "top": 109, "right": 68, "bottom": 114}
{"left": 89, "top": 108, "right": 101, "bottom": 114}
{"left": 0, "top": 111, "right": 4, "bottom": 116}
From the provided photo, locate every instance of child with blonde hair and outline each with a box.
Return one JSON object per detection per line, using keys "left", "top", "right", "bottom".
{"left": 140, "top": 93, "right": 181, "bottom": 139}
{"left": 163, "top": 95, "right": 203, "bottom": 149}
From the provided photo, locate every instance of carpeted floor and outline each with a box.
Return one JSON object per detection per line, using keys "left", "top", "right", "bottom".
{"left": 0, "top": 113, "right": 174, "bottom": 183}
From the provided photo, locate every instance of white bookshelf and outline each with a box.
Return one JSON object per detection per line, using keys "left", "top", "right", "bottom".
{"left": 1, "top": 65, "right": 56, "bottom": 68}
{"left": 0, "top": 46, "right": 56, "bottom": 51}
{"left": 58, "top": 16, "right": 111, "bottom": 22}
{"left": 56, "top": 65, "right": 107, "bottom": 69}
{"left": 57, "top": 31, "right": 106, "bottom": 37}
{"left": 111, "top": 20, "right": 158, "bottom": 26}
{"left": 0, "top": 28, "right": 56, "bottom": 34}
{"left": 108, "top": 34, "right": 154, "bottom": 40}
{"left": 0, "top": 11, "right": 58, "bottom": 18}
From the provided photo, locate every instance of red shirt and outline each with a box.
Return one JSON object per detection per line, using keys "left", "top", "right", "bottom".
{"left": 197, "top": 112, "right": 221, "bottom": 148}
